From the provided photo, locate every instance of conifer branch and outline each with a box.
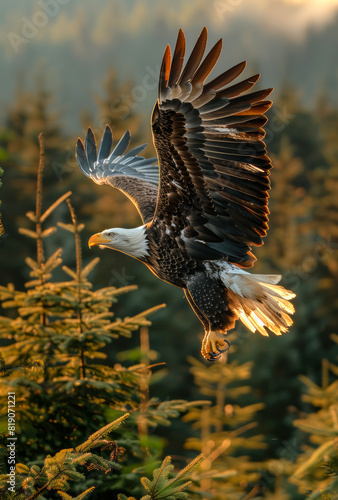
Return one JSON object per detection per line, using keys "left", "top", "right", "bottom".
{"left": 57, "top": 487, "right": 96, "bottom": 499}
{"left": 75, "top": 414, "right": 129, "bottom": 452}
{"left": 140, "top": 454, "right": 204, "bottom": 499}
{"left": 36, "top": 133, "right": 45, "bottom": 269}
{"left": 65, "top": 199, "right": 86, "bottom": 378}
{"left": 215, "top": 355, "right": 227, "bottom": 433}
{"left": 40, "top": 190, "right": 72, "bottom": 223}
{"left": 66, "top": 199, "right": 82, "bottom": 279}
{"left": 1, "top": 417, "right": 129, "bottom": 498}
{"left": 138, "top": 327, "right": 150, "bottom": 443}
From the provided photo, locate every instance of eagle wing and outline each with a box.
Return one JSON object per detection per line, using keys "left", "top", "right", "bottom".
{"left": 76, "top": 126, "right": 159, "bottom": 224}
{"left": 150, "top": 27, "right": 273, "bottom": 267}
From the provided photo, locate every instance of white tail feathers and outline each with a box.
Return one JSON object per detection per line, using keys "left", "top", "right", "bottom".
{"left": 221, "top": 272, "right": 296, "bottom": 337}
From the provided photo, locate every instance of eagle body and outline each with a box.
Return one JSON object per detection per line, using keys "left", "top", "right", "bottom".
{"left": 77, "top": 27, "right": 296, "bottom": 361}
{"left": 145, "top": 223, "right": 195, "bottom": 288}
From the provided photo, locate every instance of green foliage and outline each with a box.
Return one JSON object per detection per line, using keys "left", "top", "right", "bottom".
{"left": 0, "top": 140, "right": 166, "bottom": 465}
{"left": 0, "top": 78, "right": 76, "bottom": 290}
{"left": 139, "top": 454, "right": 203, "bottom": 500}
{"left": 116, "top": 454, "right": 203, "bottom": 500}
{"left": 289, "top": 336, "right": 338, "bottom": 499}
{"left": 0, "top": 415, "right": 127, "bottom": 499}
{"left": 182, "top": 350, "right": 266, "bottom": 498}
{"left": 0, "top": 135, "right": 212, "bottom": 499}
{"left": 0, "top": 67, "right": 337, "bottom": 499}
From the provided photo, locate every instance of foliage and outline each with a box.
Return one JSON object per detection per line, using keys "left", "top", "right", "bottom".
{"left": 0, "top": 137, "right": 205, "bottom": 498}
{"left": 118, "top": 454, "right": 204, "bottom": 500}
{"left": 0, "top": 77, "right": 75, "bottom": 289}
{"left": 183, "top": 350, "right": 266, "bottom": 499}
{"left": 289, "top": 335, "right": 338, "bottom": 499}
{"left": 0, "top": 414, "right": 202, "bottom": 500}
{"left": 0, "top": 415, "right": 128, "bottom": 499}
{"left": 0, "top": 64, "right": 337, "bottom": 499}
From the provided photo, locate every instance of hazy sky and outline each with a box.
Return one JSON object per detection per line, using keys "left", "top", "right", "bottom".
{"left": 1, "top": 0, "right": 338, "bottom": 48}
{"left": 0, "top": 0, "right": 337, "bottom": 132}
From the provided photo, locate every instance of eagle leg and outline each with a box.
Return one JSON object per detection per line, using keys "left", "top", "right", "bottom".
{"left": 184, "top": 289, "right": 228, "bottom": 361}
{"left": 185, "top": 272, "right": 237, "bottom": 361}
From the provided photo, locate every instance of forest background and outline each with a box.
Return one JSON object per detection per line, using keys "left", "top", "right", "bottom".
{"left": 0, "top": 1, "right": 338, "bottom": 499}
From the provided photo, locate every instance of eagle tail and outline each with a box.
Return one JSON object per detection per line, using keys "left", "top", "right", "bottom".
{"left": 224, "top": 273, "right": 296, "bottom": 337}
{"left": 186, "top": 269, "right": 295, "bottom": 362}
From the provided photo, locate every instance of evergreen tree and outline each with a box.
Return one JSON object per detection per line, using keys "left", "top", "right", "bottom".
{"left": 269, "top": 86, "right": 328, "bottom": 174}
{"left": 257, "top": 138, "right": 310, "bottom": 273}
{"left": 0, "top": 136, "right": 205, "bottom": 498}
{"left": 1, "top": 414, "right": 204, "bottom": 500}
{"left": 311, "top": 104, "right": 338, "bottom": 338}
{"left": 289, "top": 335, "right": 338, "bottom": 498}
{"left": 0, "top": 77, "right": 74, "bottom": 289}
{"left": 182, "top": 346, "right": 267, "bottom": 499}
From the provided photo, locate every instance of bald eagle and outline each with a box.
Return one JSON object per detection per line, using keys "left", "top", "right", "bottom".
{"left": 76, "top": 27, "right": 295, "bottom": 361}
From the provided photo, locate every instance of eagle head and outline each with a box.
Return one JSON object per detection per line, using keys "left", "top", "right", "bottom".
{"left": 88, "top": 226, "right": 149, "bottom": 259}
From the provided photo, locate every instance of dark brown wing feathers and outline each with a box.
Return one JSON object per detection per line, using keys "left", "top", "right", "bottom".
{"left": 151, "top": 27, "right": 273, "bottom": 268}
{"left": 216, "top": 74, "right": 260, "bottom": 99}
{"left": 168, "top": 28, "right": 186, "bottom": 88}
{"left": 191, "top": 39, "right": 223, "bottom": 86}
{"left": 203, "top": 60, "right": 247, "bottom": 92}
{"left": 159, "top": 45, "right": 171, "bottom": 101}
{"left": 179, "top": 26, "right": 208, "bottom": 85}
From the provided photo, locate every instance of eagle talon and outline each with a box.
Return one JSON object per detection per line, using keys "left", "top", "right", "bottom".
{"left": 207, "top": 356, "right": 221, "bottom": 363}
{"left": 201, "top": 330, "right": 230, "bottom": 361}
{"left": 216, "top": 339, "right": 230, "bottom": 353}
{"left": 206, "top": 351, "right": 222, "bottom": 362}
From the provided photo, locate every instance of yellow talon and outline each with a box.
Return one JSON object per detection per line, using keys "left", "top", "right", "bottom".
{"left": 201, "top": 330, "right": 230, "bottom": 361}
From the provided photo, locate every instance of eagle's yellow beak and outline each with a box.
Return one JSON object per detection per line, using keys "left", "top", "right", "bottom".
{"left": 88, "top": 232, "right": 111, "bottom": 249}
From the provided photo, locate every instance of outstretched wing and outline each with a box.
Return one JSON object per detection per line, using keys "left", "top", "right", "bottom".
{"left": 151, "top": 27, "right": 273, "bottom": 267}
{"left": 76, "top": 126, "right": 159, "bottom": 223}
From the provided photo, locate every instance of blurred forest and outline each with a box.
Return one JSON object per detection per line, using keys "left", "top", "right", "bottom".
{"left": 1, "top": 1, "right": 338, "bottom": 497}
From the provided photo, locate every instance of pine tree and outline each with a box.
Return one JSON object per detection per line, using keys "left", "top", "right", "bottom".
{"left": 270, "top": 84, "right": 328, "bottom": 174}
{"left": 0, "top": 136, "right": 206, "bottom": 498}
{"left": 182, "top": 345, "right": 267, "bottom": 499}
{"left": 0, "top": 76, "right": 74, "bottom": 289}
{"left": 310, "top": 102, "right": 338, "bottom": 338}
{"left": 289, "top": 335, "right": 338, "bottom": 498}
{"left": 257, "top": 137, "right": 310, "bottom": 274}
{"left": 0, "top": 414, "right": 203, "bottom": 499}
{"left": 0, "top": 415, "right": 129, "bottom": 499}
